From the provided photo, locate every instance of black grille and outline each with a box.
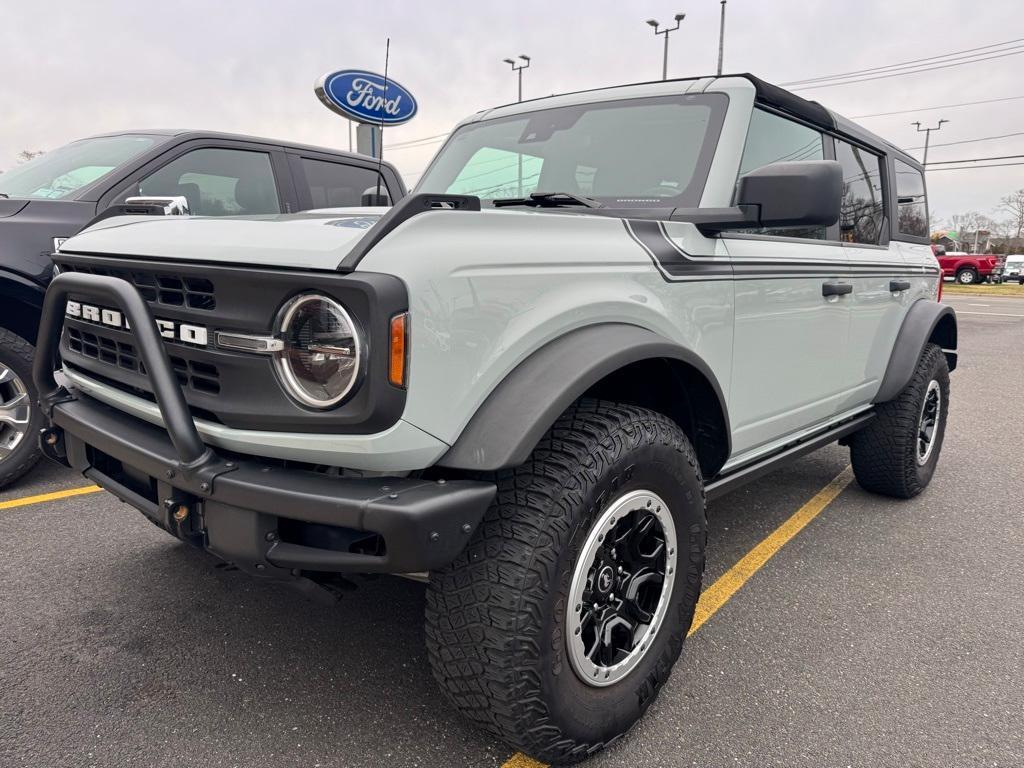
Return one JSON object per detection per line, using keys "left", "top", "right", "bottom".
{"left": 62, "top": 264, "right": 216, "bottom": 310}
{"left": 67, "top": 327, "right": 220, "bottom": 394}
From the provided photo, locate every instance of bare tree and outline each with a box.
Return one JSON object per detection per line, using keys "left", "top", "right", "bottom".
{"left": 997, "top": 188, "right": 1024, "bottom": 239}
{"left": 17, "top": 149, "right": 44, "bottom": 163}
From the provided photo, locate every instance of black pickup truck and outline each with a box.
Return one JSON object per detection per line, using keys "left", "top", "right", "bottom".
{"left": 0, "top": 130, "right": 406, "bottom": 487}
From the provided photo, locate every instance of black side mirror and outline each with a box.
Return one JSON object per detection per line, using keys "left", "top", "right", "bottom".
{"left": 736, "top": 160, "right": 842, "bottom": 229}
{"left": 672, "top": 160, "right": 842, "bottom": 234}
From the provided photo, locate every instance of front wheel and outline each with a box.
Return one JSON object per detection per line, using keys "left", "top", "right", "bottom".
{"left": 425, "top": 400, "right": 706, "bottom": 764}
{"left": 0, "top": 328, "right": 43, "bottom": 489}
{"left": 850, "top": 343, "right": 949, "bottom": 498}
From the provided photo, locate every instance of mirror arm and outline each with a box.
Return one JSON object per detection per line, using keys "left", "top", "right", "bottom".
{"left": 670, "top": 204, "right": 760, "bottom": 235}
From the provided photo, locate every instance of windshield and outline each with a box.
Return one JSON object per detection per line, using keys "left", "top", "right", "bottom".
{"left": 0, "top": 134, "right": 158, "bottom": 200}
{"left": 417, "top": 93, "right": 727, "bottom": 208}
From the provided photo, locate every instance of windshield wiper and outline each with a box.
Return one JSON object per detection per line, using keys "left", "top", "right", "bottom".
{"left": 492, "top": 191, "right": 603, "bottom": 209}
{"left": 0, "top": 193, "right": 8, "bottom": 199}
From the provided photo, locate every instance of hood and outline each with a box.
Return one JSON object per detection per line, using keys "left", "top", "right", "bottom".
{"left": 58, "top": 208, "right": 388, "bottom": 272}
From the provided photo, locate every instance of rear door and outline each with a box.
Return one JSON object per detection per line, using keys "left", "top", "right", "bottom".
{"left": 286, "top": 152, "right": 397, "bottom": 210}
{"left": 833, "top": 138, "right": 910, "bottom": 411}
{"left": 721, "top": 107, "right": 851, "bottom": 459}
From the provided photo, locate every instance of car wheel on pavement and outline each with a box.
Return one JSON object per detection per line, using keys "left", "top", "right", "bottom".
{"left": 425, "top": 399, "right": 706, "bottom": 764}
{"left": 0, "top": 328, "right": 43, "bottom": 489}
{"left": 955, "top": 268, "right": 978, "bottom": 285}
{"left": 850, "top": 343, "right": 950, "bottom": 499}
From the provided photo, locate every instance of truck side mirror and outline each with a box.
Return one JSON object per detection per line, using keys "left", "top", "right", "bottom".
{"left": 735, "top": 160, "right": 842, "bottom": 229}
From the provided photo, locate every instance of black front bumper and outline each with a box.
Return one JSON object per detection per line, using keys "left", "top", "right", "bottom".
{"left": 46, "top": 395, "right": 494, "bottom": 576}
{"left": 33, "top": 273, "right": 495, "bottom": 579}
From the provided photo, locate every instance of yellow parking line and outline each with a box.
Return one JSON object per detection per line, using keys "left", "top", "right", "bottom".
{"left": 501, "top": 465, "right": 854, "bottom": 768}
{"left": 0, "top": 484, "right": 102, "bottom": 511}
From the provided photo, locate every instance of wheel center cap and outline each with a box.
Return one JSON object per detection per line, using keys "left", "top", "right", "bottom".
{"left": 596, "top": 565, "right": 615, "bottom": 594}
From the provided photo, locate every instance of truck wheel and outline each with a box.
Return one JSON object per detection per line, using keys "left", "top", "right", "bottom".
{"left": 850, "top": 343, "right": 949, "bottom": 499}
{"left": 955, "top": 268, "right": 978, "bottom": 285}
{"left": 425, "top": 400, "right": 706, "bottom": 764}
{"left": 0, "top": 328, "right": 43, "bottom": 489}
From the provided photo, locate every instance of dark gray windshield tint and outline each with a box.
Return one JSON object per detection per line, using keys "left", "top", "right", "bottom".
{"left": 0, "top": 135, "right": 157, "bottom": 200}
{"left": 417, "top": 93, "right": 727, "bottom": 209}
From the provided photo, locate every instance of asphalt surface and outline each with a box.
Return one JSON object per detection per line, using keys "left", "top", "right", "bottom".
{"left": 1, "top": 292, "right": 1021, "bottom": 768}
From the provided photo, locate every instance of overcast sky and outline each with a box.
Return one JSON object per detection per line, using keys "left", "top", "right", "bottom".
{"left": 3, "top": 0, "right": 1022, "bottom": 225}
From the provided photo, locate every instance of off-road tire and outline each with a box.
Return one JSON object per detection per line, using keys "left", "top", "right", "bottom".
{"left": 0, "top": 328, "right": 43, "bottom": 489}
{"left": 425, "top": 399, "right": 706, "bottom": 764}
{"left": 955, "top": 268, "right": 978, "bottom": 285}
{"left": 850, "top": 343, "right": 949, "bottom": 498}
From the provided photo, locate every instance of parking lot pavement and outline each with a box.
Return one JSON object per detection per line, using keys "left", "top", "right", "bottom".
{"left": 2, "top": 306, "right": 1022, "bottom": 768}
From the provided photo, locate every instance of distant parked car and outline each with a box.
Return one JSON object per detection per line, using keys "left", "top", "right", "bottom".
{"left": 0, "top": 130, "right": 406, "bottom": 488}
{"left": 932, "top": 246, "right": 1000, "bottom": 284}
{"left": 1001, "top": 254, "right": 1024, "bottom": 284}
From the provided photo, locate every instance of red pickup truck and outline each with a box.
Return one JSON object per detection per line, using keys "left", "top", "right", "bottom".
{"left": 932, "top": 246, "right": 1001, "bottom": 284}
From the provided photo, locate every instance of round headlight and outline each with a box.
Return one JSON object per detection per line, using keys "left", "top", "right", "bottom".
{"left": 273, "top": 294, "right": 362, "bottom": 408}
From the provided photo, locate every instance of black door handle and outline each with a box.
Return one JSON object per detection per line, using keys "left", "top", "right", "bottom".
{"left": 889, "top": 280, "right": 911, "bottom": 292}
{"left": 822, "top": 281, "right": 853, "bottom": 297}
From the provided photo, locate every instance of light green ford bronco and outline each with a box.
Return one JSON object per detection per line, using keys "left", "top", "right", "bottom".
{"left": 35, "top": 73, "right": 956, "bottom": 763}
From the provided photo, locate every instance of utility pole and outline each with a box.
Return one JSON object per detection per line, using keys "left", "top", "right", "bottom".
{"left": 912, "top": 118, "right": 949, "bottom": 168}
{"left": 646, "top": 13, "right": 686, "bottom": 81}
{"left": 503, "top": 55, "right": 531, "bottom": 102}
{"left": 717, "top": 1, "right": 727, "bottom": 75}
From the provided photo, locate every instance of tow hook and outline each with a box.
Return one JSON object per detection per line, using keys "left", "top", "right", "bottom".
{"left": 39, "top": 427, "right": 70, "bottom": 467}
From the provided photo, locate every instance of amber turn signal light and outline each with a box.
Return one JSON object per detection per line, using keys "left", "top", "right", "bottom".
{"left": 389, "top": 312, "right": 409, "bottom": 388}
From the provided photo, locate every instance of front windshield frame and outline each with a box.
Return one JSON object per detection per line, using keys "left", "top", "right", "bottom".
{"left": 0, "top": 134, "right": 160, "bottom": 201}
{"left": 415, "top": 92, "right": 728, "bottom": 210}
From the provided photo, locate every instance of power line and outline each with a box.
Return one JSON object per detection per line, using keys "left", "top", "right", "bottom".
{"left": 782, "top": 37, "right": 1024, "bottom": 86}
{"left": 929, "top": 161, "right": 1024, "bottom": 172}
{"left": 789, "top": 47, "right": 1024, "bottom": 91}
{"left": 905, "top": 130, "right": 1024, "bottom": 151}
{"left": 926, "top": 153, "right": 1024, "bottom": 165}
{"left": 851, "top": 95, "right": 1024, "bottom": 119}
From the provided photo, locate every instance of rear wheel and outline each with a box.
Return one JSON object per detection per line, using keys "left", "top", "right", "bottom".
{"left": 955, "top": 268, "right": 978, "bottom": 285}
{"left": 850, "top": 343, "right": 949, "bottom": 498}
{"left": 425, "top": 400, "right": 706, "bottom": 764}
{"left": 0, "top": 328, "right": 43, "bottom": 489}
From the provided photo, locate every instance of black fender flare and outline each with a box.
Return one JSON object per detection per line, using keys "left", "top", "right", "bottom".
{"left": 874, "top": 299, "right": 957, "bottom": 403}
{"left": 437, "top": 323, "right": 730, "bottom": 471}
{"left": 0, "top": 268, "right": 45, "bottom": 343}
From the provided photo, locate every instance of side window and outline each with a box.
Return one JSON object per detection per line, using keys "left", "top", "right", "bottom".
{"left": 834, "top": 140, "right": 885, "bottom": 244}
{"left": 300, "top": 158, "right": 389, "bottom": 208}
{"left": 446, "top": 147, "right": 543, "bottom": 198}
{"left": 138, "top": 148, "right": 280, "bottom": 216}
{"left": 894, "top": 159, "right": 928, "bottom": 238}
{"left": 734, "top": 108, "right": 826, "bottom": 239}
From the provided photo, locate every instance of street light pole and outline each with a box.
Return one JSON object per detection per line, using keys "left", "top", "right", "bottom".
{"left": 503, "top": 55, "right": 531, "bottom": 102}
{"left": 717, "top": 1, "right": 727, "bottom": 75}
{"left": 646, "top": 13, "right": 686, "bottom": 81}
{"left": 912, "top": 118, "right": 949, "bottom": 168}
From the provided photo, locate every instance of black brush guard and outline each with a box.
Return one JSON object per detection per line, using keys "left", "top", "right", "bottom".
{"left": 34, "top": 272, "right": 494, "bottom": 577}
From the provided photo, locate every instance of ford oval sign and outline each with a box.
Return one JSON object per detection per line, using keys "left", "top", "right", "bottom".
{"left": 315, "top": 70, "right": 418, "bottom": 126}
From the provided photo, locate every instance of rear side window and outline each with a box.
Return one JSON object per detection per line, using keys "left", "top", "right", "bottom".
{"left": 834, "top": 140, "right": 885, "bottom": 244}
{"left": 734, "top": 108, "right": 826, "bottom": 239}
{"left": 894, "top": 159, "right": 928, "bottom": 238}
{"left": 139, "top": 148, "right": 280, "bottom": 216}
{"left": 301, "top": 158, "right": 388, "bottom": 207}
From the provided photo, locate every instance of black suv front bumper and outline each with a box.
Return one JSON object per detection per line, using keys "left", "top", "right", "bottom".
{"left": 34, "top": 272, "right": 495, "bottom": 578}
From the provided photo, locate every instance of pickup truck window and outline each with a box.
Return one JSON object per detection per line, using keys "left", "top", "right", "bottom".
{"left": 0, "top": 134, "right": 156, "bottom": 200}
{"left": 894, "top": 159, "right": 928, "bottom": 238}
{"left": 138, "top": 148, "right": 280, "bottom": 216}
{"left": 835, "top": 139, "right": 885, "bottom": 244}
{"left": 301, "top": 158, "right": 389, "bottom": 207}
{"left": 733, "top": 107, "right": 826, "bottom": 239}
{"left": 417, "top": 94, "right": 726, "bottom": 208}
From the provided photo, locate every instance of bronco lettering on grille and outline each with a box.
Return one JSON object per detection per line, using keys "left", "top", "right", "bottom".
{"left": 65, "top": 300, "right": 208, "bottom": 347}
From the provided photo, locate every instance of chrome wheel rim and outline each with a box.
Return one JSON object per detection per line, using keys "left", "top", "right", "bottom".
{"left": 566, "top": 489, "right": 677, "bottom": 687}
{"left": 916, "top": 380, "right": 941, "bottom": 466}
{"left": 0, "top": 365, "right": 31, "bottom": 462}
